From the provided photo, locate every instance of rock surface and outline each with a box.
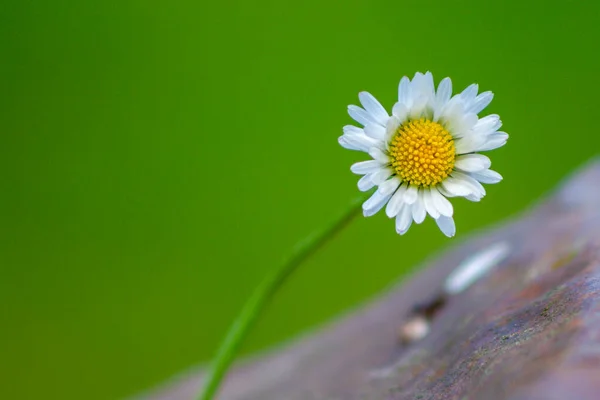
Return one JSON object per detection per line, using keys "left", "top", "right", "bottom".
{"left": 143, "top": 159, "right": 600, "bottom": 400}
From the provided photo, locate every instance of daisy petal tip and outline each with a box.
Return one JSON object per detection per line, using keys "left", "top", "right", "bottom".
{"left": 436, "top": 216, "right": 456, "bottom": 238}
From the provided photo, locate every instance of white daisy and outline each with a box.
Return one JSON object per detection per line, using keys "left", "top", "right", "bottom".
{"left": 339, "top": 72, "right": 507, "bottom": 237}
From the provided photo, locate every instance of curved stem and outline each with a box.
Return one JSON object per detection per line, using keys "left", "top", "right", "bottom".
{"left": 197, "top": 195, "right": 366, "bottom": 400}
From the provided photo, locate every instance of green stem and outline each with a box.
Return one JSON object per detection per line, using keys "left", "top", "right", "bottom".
{"left": 197, "top": 195, "right": 366, "bottom": 400}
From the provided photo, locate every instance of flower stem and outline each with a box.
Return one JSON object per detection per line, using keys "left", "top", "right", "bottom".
{"left": 197, "top": 195, "right": 366, "bottom": 400}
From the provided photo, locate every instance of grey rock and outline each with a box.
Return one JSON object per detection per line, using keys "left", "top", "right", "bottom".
{"left": 143, "top": 158, "right": 600, "bottom": 400}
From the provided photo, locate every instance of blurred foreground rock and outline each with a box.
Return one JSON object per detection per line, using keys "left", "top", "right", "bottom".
{"left": 142, "top": 159, "right": 600, "bottom": 400}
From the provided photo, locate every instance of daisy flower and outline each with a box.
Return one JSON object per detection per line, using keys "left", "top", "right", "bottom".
{"left": 339, "top": 72, "right": 507, "bottom": 237}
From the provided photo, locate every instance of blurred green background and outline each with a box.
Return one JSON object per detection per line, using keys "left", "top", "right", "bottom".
{"left": 2, "top": 0, "right": 600, "bottom": 399}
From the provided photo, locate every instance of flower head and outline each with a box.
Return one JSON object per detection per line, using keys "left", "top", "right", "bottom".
{"left": 339, "top": 72, "right": 507, "bottom": 237}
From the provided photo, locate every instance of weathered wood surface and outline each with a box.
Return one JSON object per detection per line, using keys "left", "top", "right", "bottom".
{"left": 143, "top": 159, "right": 600, "bottom": 400}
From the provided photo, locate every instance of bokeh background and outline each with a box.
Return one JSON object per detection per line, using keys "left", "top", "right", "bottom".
{"left": 2, "top": 1, "right": 600, "bottom": 399}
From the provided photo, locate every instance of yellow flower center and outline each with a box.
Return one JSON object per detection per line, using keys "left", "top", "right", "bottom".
{"left": 389, "top": 118, "right": 456, "bottom": 187}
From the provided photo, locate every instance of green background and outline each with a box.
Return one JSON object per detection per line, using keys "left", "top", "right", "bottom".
{"left": 1, "top": 0, "right": 599, "bottom": 399}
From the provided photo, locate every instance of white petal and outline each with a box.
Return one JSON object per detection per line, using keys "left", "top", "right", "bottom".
{"left": 385, "top": 184, "right": 407, "bottom": 218}
{"left": 476, "top": 132, "right": 509, "bottom": 151}
{"left": 398, "top": 77, "right": 413, "bottom": 108}
{"left": 348, "top": 105, "right": 378, "bottom": 127}
{"left": 461, "top": 84, "right": 479, "bottom": 105}
{"left": 411, "top": 190, "right": 426, "bottom": 224}
{"left": 371, "top": 167, "right": 394, "bottom": 185}
{"left": 453, "top": 171, "right": 486, "bottom": 198}
{"left": 440, "top": 100, "right": 466, "bottom": 130}
{"left": 392, "top": 102, "right": 408, "bottom": 123}
{"left": 436, "top": 77, "right": 452, "bottom": 106}
{"left": 465, "top": 193, "right": 483, "bottom": 202}
{"left": 357, "top": 174, "right": 375, "bottom": 192}
{"left": 423, "top": 72, "right": 435, "bottom": 97}
{"left": 455, "top": 135, "right": 488, "bottom": 154}
{"left": 378, "top": 176, "right": 401, "bottom": 196}
{"left": 411, "top": 72, "right": 424, "bottom": 85}
{"left": 466, "top": 91, "right": 493, "bottom": 114}
{"left": 359, "top": 92, "right": 388, "bottom": 125}
{"left": 422, "top": 188, "right": 441, "bottom": 219}
{"left": 385, "top": 116, "right": 401, "bottom": 142}
{"left": 436, "top": 184, "right": 455, "bottom": 198}
{"left": 469, "top": 169, "right": 503, "bottom": 184}
{"left": 473, "top": 114, "right": 502, "bottom": 136}
{"left": 409, "top": 95, "right": 429, "bottom": 119}
{"left": 403, "top": 185, "right": 419, "bottom": 204}
{"left": 342, "top": 125, "right": 363, "bottom": 135}
{"left": 338, "top": 132, "right": 379, "bottom": 152}
{"left": 462, "top": 113, "right": 479, "bottom": 132}
{"left": 429, "top": 186, "right": 453, "bottom": 217}
{"left": 368, "top": 147, "right": 390, "bottom": 163}
{"left": 434, "top": 77, "right": 452, "bottom": 120}
{"left": 448, "top": 113, "right": 478, "bottom": 138}
{"left": 441, "top": 177, "right": 473, "bottom": 197}
{"left": 455, "top": 154, "right": 491, "bottom": 172}
{"left": 436, "top": 215, "right": 456, "bottom": 237}
{"left": 351, "top": 160, "right": 382, "bottom": 174}
{"left": 395, "top": 203, "right": 413, "bottom": 235}
{"left": 363, "top": 190, "right": 393, "bottom": 217}
{"left": 338, "top": 136, "right": 361, "bottom": 151}
{"left": 410, "top": 72, "right": 434, "bottom": 111}
{"left": 364, "top": 124, "right": 386, "bottom": 140}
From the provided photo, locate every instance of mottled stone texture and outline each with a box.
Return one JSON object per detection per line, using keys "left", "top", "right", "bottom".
{"left": 143, "top": 159, "right": 600, "bottom": 400}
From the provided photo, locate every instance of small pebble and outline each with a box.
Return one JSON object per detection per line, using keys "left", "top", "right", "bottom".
{"left": 398, "top": 315, "right": 430, "bottom": 344}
